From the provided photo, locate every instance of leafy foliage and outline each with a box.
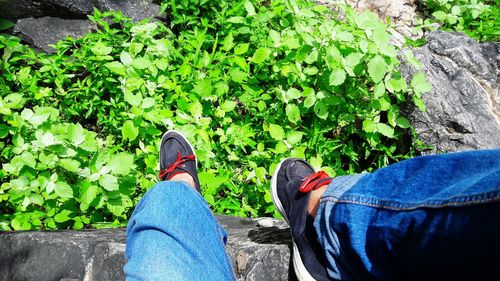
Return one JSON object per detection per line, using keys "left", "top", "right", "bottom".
{"left": 417, "top": 0, "right": 499, "bottom": 42}
{"left": 0, "top": 0, "right": 429, "bottom": 230}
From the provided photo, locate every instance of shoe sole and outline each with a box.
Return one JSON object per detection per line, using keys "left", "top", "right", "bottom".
{"left": 271, "top": 158, "right": 317, "bottom": 281}
{"left": 158, "top": 130, "right": 198, "bottom": 171}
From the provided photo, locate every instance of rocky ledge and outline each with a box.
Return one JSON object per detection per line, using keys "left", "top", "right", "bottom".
{"left": 401, "top": 31, "right": 500, "bottom": 153}
{"left": 1, "top": 0, "right": 163, "bottom": 53}
{"left": 0, "top": 215, "right": 295, "bottom": 281}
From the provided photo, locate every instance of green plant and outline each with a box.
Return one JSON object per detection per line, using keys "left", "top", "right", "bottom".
{"left": 0, "top": 0, "right": 430, "bottom": 230}
{"left": 417, "top": 0, "right": 499, "bottom": 42}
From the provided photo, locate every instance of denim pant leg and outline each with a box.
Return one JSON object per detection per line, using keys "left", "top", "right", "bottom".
{"left": 124, "top": 181, "right": 235, "bottom": 281}
{"left": 314, "top": 149, "right": 500, "bottom": 281}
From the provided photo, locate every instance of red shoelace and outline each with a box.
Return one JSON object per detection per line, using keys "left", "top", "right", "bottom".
{"left": 158, "top": 151, "right": 196, "bottom": 180}
{"left": 299, "top": 171, "right": 333, "bottom": 193}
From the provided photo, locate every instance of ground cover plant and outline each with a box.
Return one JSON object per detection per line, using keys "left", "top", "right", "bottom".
{"left": 0, "top": 0, "right": 431, "bottom": 230}
{"left": 417, "top": 0, "right": 499, "bottom": 42}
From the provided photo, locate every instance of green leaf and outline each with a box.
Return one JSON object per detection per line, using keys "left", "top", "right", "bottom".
{"left": 229, "top": 68, "right": 248, "bottom": 83}
{"left": 188, "top": 100, "right": 203, "bottom": 118}
{"left": 303, "top": 94, "right": 316, "bottom": 108}
{"left": 59, "top": 159, "right": 81, "bottom": 173}
{"left": 21, "top": 151, "right": 36, "bottom": 169}
{"left": 386, "top": 76, "right": 407, "bottom": 93}
{"left": 122, "top": 121, "right": 139, "bottom": 142}
{"left": 131, "top": 57, "right": 152, "bottom": 70}
{"left": 68, "top": 123, "right": 85, "bottom": 147}
{"left": 286, "top": 131, "right": 304, "bottom": 145}
{"left": 285, "top": 88, "right": 301, "bottom": 100}
{"left": 304, "top": 66, "right": 319, "bottom": 75}
{"left": 92, "top": 42, "right": 112, "bottom": 56}
{"left": 105, "top": 61, "right": 126, "bottom": 76}
{"left": 221, "top": 100, "right": 237, "bottom": 112}
{"left": 99, "top": 174, "right": 119, "bottom": 191}
{"left": 107, "top": 197, "right": 126, "bottom": 216}
{"left": 54, "top": 210, "right": 73, "bottom": 223}
{"left": 327, "top": 45, "right": 342, "bottom": 64}
{"left": 234, "top": 43, "right": 249, "bottom": 55}
{"left": 413, "top": 95, "right": 427, "bottom": 112}
{"left": 40, "top": 132, "right": 57, "bottom": 147}
{"left": 362, "top": 120, "right": 377, "bottom": 133}
{"left": 314, "top": 103, "right": 328, "bottom": 120}
{"left": 222, "top": 33, "right": 235, "bottom": 51}
{"left": 21, "top": 108, "right": 50, "bottom": 127}
{"left": 244, "top": 0, "right": 256, "bottom": 16}
{"left": 329, "top": 69, "right": 347, "bottom": 86}
{"left": 120, "top": 52, "right": 133, "bottom": 65}
{"left": 282, "top": 37, "right": 300, "bottom": 49}
{"left": 124, "top": 91, "right": 142, "bottom": 107}
{"left": 142, "top": 97, "right": 155, "bottom": 109}
{"left": 0, "top": 124, "right": 9, "bottom": 138}
{"left": 344, "top": 52, "right": 363, "bottom": 68}
{"left": 367, "top": 56, "right": 387, "bottom": 83}
{"left": 80, "top": 134, "right": 98, "bottom": 152}
{"left": 0, "top": 18, "right": 15, "bottom": 31}
{"left": 269, "top": 30, "right": 281, "bottom": 46}
{"left": 251, "top": 48, "right": 272, "bottom": 64}
{"left": 108, "top": 153, "right": 134, "bottom": 175}
{"left": 268, "top": 124, "right": 284, "bottom": 140}
{"left": 373, "top": 83, "right": 385, "bottom": 98}
{"left": 28, "top": 194, "right": 44, "bottom": 206}
{"left": 55, "top": 182, "right": 74, "bottom": 199}
{"left": 396, "top": 116, "right": 411, "bottom": 128}
{"left": 286, "top": 104, "right": 301, "bottom": 124}
{"left": 432, "top": 11, "right": 448, "bottom": 21}
{"left": 336, "top": 31, "right": 355, "bottom": 42}
{"left": 193, "top": 79, "right": 214, "bottom": 99}
{"left": 376, "top": 123, "right": 395, "bottom": 138}
{"left": 376, "top": 97, "right": 391, "bottom": 111}
{"left": 80, "top": 184, "right": 99, "bottom": 205}
{"left": 411, "top": 72, "right": 432, "bottom": 94}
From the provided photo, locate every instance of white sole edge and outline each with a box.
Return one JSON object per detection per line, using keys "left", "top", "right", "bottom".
{"left": 271, "top": 159, "right": 317, "bottom": 281}
{"left": 158, "top": 130, "right": 198, "bottom": 171}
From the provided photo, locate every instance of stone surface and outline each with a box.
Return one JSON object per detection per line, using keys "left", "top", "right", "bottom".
{"left": 400, "top": 31, "right": 500, "bottom": 153}
{"left": 0, "top": 0, "right": 93, "bottom": 19}
{"left": 93, "top": 0, "right": 161, "bottom": 22}
{"left": 0, "top": 215, "right": 293, "bottom": 281}
{"left": 0, "top": 0, "right": 161, "bottom": 21}
{"left": 4, "top": 0, "right": 164, "bottom": 53}
{"left": 14, "top": 17, "right": 95, "bottom": 53}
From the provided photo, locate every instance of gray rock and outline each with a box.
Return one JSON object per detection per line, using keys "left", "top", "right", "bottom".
{"left": 400, "top": 31, "right": 500, "bottom": 153}
{"left": 13, "top": 17, "right": 95, "bottom": 53}
{"left": 4, "top": 0, "right": 164, "bottom": 53}
{"left": 92, "top": 0, "right": 161, "bottom": 22}
{"left": 0, "top": 0, "right": 93, "bottom": 19}
{"left": 0, "top": 0, "right": 162, "bottom": 22}
{"left": 0, "top": 215, "right": 293, "bottom": 281}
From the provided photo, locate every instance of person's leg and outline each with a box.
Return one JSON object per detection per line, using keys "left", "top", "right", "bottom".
{"left": 314, "top": 148, "right": 500, "bottom": 280}
{"left": 124, "top": 131, "right": 235, "bottom": 281}
{"left": 124, "top": 181, "right": 235, "bottom": 281}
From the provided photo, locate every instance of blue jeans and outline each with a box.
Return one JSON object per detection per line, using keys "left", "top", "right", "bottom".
{"left": 124, "top": 149, "right": 500, "bottom": 280}
{"left": 123, "top": 181, "right": 235, "bottom": 281}
{"left": 315, "top": 148, "right": 500, "bottom": 280}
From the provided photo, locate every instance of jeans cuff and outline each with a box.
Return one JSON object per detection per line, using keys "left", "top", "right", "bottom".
{"left": 320, "top": 173, "right": 368, "bottom": 205}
